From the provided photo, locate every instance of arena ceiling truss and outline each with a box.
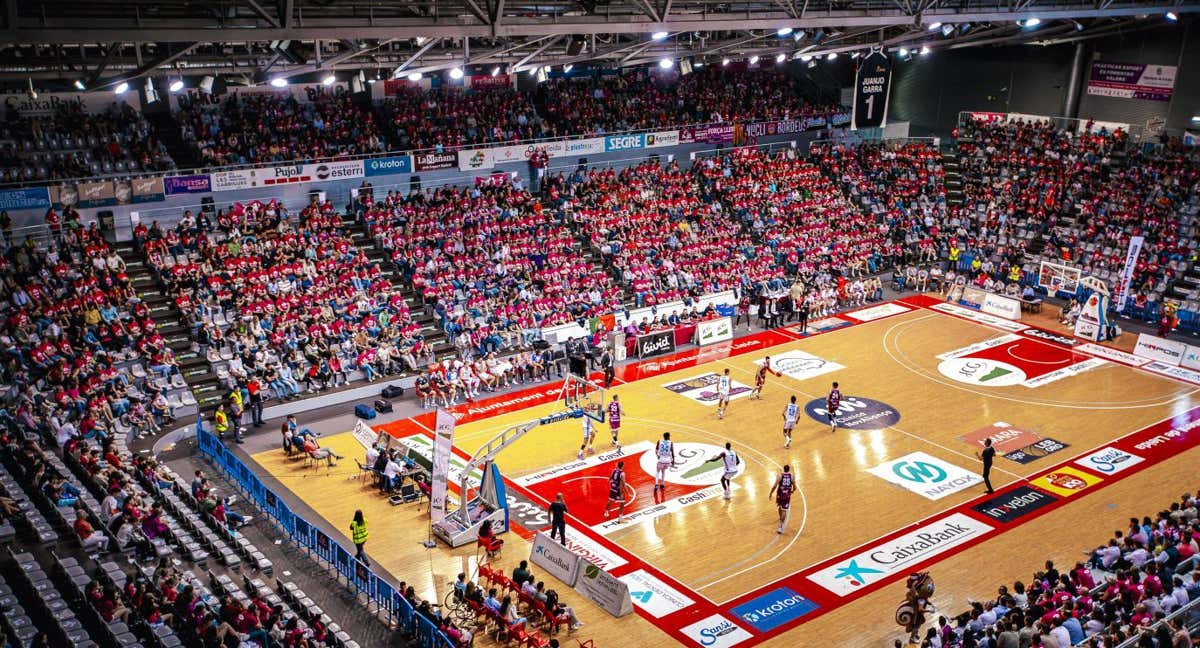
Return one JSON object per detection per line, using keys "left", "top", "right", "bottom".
{"left": 0, "top": 0, "right": 1195, "bottom": 89}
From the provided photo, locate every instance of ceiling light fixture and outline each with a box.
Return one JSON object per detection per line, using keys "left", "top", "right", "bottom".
{"left": 651, "top": 31, "right": 669, "bottom": 40}
{"left": 778, "top": 27, "right": 793, "bottom": 36}
{"left": 270, "top": 77, "right": 287, "bottom": 87}
{"left": 659, "top": 58, "right": 674, "bottom": 69}
{"left": 928, "top": 22, "right": 943, "bottom": 31}
{"left": 169, "top": 79, "right": 184, "bottom": 93}
{"left": 114, "top": 81, "right": 129, "bottom": 94}
{"left": 449, "top": 67, "right": 464, "bottom": 80}
{"left": 322, "top": 74, "right": 336, "bottom": 86}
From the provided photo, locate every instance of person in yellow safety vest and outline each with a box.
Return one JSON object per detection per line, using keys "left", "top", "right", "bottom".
{"left": 970, "top": 257, "right": 982, "bottom": 276}
{"left": 228, "top": 387, "right": 244, "bottom": 420}
{"left": 1008, "top": 265, "right": 1021, "bottom": 283}
{"left": 214, "top": 403, "right": 230, "bottom": 439}
{"left": 948, "top": 245, "right": 961, "bottom": 270}
{"left": 214, "top": 402, "right": 243, "bottom": 444}
{"left": 350, "top": 510, "right": 369, "bottom": 566}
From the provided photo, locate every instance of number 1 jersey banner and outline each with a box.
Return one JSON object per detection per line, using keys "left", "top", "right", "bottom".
{"left": 430, "top": 409, "right": 456, "bottom": 523}
{"left": 852, "top": 50, "right": 891, "bottom": 130}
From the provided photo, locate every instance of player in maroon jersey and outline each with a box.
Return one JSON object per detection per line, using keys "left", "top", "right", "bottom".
{"left": 827, "top": 381, "right": 842, "bottom": 432}
{"left": 768, "top": 465, "right": 797, "bottom": 534}
{"left": 750, "top": 356, "right": 783, "bottom": 400}
{"left": 607, "top": 395, "right": 623, "bottom": 448}
{"left": 603, "top": 461, "right": 627, "bottom": 523}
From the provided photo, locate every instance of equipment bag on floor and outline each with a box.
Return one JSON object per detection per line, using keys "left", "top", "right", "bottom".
{"left": 381, "top": 384, "right": 404, "bottom": 399}
{"left": 374, "top": 399, "right": 393, "bottom": 413}
{"left": 354, "top": 403, "right": 377, "bottom": 419}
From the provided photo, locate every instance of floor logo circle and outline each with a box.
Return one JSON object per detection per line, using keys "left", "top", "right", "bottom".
{"left": 804, "top": 397, "right": 901, "bottom": 430}
{"left": 637, "top": 441, "right": 744, "bottom": 486}
{"left": 937, "top": 357, "right": 1027, "bottom": 387}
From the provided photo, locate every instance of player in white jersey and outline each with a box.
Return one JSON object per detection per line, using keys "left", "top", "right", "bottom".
{"left": 716, "top": 368, "right": 732, "bottom": 419}
{"left": 705, "top": 442, "right": 741, "bottom": 500}
{"left": 577, "top": 415, "right": 596, "bottom": 460}
{"left": 782, "top": 395, "right": 800, "bottom": 448}
{"left": 653, "top": 432, "right": 676, "bottom": 496}
{"left": 607, "top": 395, "right": 623, "bottom": 448}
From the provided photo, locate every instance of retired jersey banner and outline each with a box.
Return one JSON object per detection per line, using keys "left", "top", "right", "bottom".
{"left": 1087, "top": 61, "right": 1176, "bottom": 102}
{"left": 853, "top": 50, "right": 891, "bottom": 130}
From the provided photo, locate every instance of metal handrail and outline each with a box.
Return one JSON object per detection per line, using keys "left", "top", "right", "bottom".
{"left": 0, "top": 107, "right": 850, "bottom": 191}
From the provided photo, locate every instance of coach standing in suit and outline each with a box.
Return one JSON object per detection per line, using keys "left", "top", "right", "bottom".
{"left": 976, "top": 438, "right": 996, "bottom": 494}
{"left": 599, "top": 346, "right": 614, "bottom": 388}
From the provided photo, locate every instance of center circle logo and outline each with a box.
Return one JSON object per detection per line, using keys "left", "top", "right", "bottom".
{"left": 937, "top": 357, "right": 1027, "bottom": 387}
{"left": 804, "top": 397, "right": 901, "bottom": 430}
{"left": 637, "top": 441, "right": 744, "bottom": 486}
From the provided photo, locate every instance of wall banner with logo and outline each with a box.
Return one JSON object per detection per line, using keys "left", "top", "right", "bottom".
{"left": 129, "top": 177, "right": 165, "bottom": 204}
{"left": 679, "top": 123, "right": 735, "bottom": 144}
{"left": 604, "top": 133, "right": 645, "bottom": 152}
{"left": 852, "top": 50, "right": 891, "bottom": 130}
{"left": 636, "top": 330, "right": 676, "bottom": 358}
{"left": 696, "top": 317, "right": 733, "bottom": 347}
{"left": 0, "top": 187, "right": 51, "bottom": 211}
{"left": 1112, "top": 236, "right": 1144, "bottom": 312}
{"left": 457, "top": 137, "right": 607, "bottom": 171}
{"left": 644, "top": 130, "right": 680, "bottom": 148}
{"left": 1, "top": 92, "right": 140, "bottom": 116}
{"left": 429, "top": 408, "right": 456, "bottom": 524}
{"left": 164, "top": 174, "right": 213, "bottom": 195}
{"left": 364, "top": 155, "right": 413, "bottom": 177}
{"left": 75, "top": 181, "right": 117, "bottom": 208}
{"left": 212, "top": 160, "right": 364, "bottom": 192}
{"left": 412, "top": 152, "right": 457, "bottom": 172}
{"left": 1087, "top": 61, "right": 1176, "bottom": 101}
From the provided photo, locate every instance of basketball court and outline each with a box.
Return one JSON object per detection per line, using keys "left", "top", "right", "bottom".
{"left": 247, "top": 293, "right": 1200, "bottom": 647}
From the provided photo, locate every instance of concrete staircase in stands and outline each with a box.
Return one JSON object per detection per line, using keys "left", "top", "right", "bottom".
{"left": 338, "top": 213, "right": 455, "bottom": 359}
{"left": 940, "top": 147, "right": 964, "bottom": 210}
{"left": 116, "top": 242, "right": 221, "bottom": 418}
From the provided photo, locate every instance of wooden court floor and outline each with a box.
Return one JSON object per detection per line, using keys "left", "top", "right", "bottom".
{"left": 248, "top": 301, "right": 1200, "bottom": 648}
